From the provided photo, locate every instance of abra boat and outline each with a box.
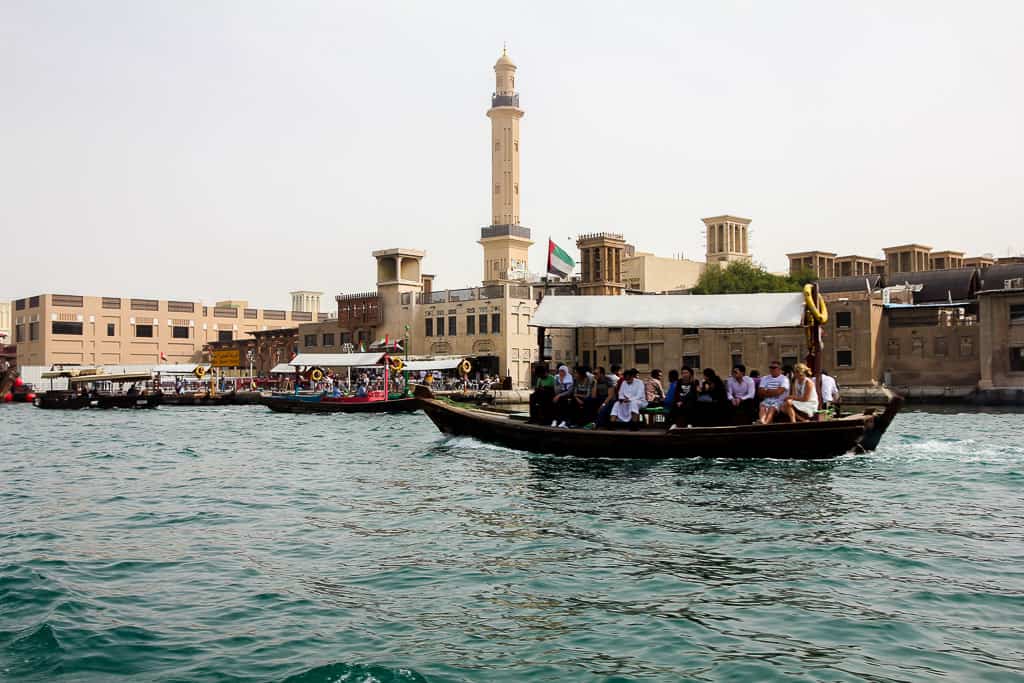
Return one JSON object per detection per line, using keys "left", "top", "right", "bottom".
{"left": 416, "top": 287, "right": 902, "bottom": 460}
{"left": 264, "top": 392, "right": 420, "bottom": 414}
{"left": 33, "top": 369, "right": 162, "bottom": 410}
{"left": 416, "top": 385, "right": 901, "bottom": 460}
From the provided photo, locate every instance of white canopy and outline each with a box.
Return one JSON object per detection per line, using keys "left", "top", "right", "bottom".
{"left": 270, "top": 363, "right": 295, "bottom": 374}
{"left": 288, "top": 352, "right": 386, "bottom": 368}
{"left": 401, "top": 358, "right": 464, "bottom": 372}
{"left": 529, "top": 293, "right": 807, "bottom": 329}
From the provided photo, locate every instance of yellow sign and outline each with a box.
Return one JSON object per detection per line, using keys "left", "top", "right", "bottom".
{"left": 210, "top": 349, "right": 241, "bottom": 368}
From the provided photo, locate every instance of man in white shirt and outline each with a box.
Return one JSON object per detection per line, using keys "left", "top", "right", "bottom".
{"left": 820, "top": 370, "right": 840, "bottom": 416}
{"left": 610, "top": 368, "right": 647, "bottom": 430}
{"left": 757, "top": 361, "right": 790, "bottom": 424}
{"left": 727, "top": 364, "right": 757, "bottom": 423}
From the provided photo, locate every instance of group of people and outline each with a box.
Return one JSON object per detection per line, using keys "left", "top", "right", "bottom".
{"left": 529, "top": 361, "right": 840, "bottom": 430}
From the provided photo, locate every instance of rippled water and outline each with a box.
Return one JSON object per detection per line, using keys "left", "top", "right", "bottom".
{"left": 1, "top": 404, "right": 1022, "bottom": 682}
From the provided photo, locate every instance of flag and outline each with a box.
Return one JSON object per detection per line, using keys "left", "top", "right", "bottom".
{"left": 547, "top": 238, "right": 575, "bottom": 278}
{"left": 359, "top": 342, "right": 366, "bottom": 352}
{"left": 384, "top": 333, "right": 389, "bottom": 349}
{"left": 159, "top": 351, "right": 167, "bottom": 362}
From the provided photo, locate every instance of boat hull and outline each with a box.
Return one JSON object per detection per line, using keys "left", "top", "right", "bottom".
{"left": 416, "top": 390, "right": 901, "bottom": 460}
{"left": 33, "top": 392, "right": 163, "bottom": 410}
{"left": 264, "top": 395, "right": 420, "bottom": 414}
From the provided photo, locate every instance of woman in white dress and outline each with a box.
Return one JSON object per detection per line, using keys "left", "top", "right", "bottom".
{"left": 783, "top": 363, "right": 819, "bottom": 422}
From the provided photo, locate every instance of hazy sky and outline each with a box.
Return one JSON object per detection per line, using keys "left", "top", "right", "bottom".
{"left": 3, "top": 1, "right": 1022, "bottom": 308}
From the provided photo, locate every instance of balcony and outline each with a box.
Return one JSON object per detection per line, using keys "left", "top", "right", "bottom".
{"left": 480, "top": 224, "right": 531, "bottom": 240}
{"left": 415, "top": 284, "right": 532, "bottom": 305}
{"left": 491, "top": 93, "right": 519, "bottom": 108}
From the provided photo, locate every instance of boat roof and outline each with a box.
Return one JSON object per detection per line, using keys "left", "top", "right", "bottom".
{"left": 60, "top": 371, "right": 154, "bottom": 384}
{"left": 529, "top": 292, "right": 807, "bottom": 329}
{"left": 401, "top": 357, "right": 464, "bottom": 372}
{"left": 289, "top": 352, "right": 387, "bottom": 368}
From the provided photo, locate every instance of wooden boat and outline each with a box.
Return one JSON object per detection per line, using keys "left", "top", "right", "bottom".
{"left": 263, "top": 392, "right": 420, "bottom": 414}
{"left": 415, "top": 385, "right": 901, "bottom": 460}
{"left": 33, "top": 369, "right": 162, "bottom": 410}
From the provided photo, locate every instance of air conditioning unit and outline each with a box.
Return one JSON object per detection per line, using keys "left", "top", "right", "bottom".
{"left": 1004, "top": 278, "right": 1024, "bottom": 289}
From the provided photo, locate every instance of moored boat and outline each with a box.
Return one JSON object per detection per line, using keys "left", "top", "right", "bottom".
{"left": 415, "top": 385, "right": 901, "bottom": 460}
{"left": 33, "top": 369, "right": 162, "bottom": 410}
{"left": 264, "top": 393, "right": 420, "bottom": 414}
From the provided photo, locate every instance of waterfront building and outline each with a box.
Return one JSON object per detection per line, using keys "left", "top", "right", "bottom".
{"left": 0, "top": 300, "right": 10, "bottom": 343}
{"left": 11, "top": 294, "right": 303, "bottom": 367}
{"left": 622, "top": 249, "right": 705, "bottom": 293}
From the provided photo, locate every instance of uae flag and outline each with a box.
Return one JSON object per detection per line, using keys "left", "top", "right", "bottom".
{"left": 547, "top": 239, "right": 575, "bottom": 278}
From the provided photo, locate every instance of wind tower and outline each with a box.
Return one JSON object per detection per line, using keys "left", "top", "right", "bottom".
{"left": 577, "top": 233, "right": 626, "bottom": 295}
{"left": 703, "top": 215, "right": 752, "bottom": 264}
{"left": 479, "top": 47, "right": 533, "bottom": 284}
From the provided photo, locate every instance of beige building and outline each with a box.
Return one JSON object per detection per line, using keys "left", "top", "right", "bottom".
{"left": 622, "top": 251, "right": 705, "bottom": 293}
{"left": 704, "top": 215, "right": 752, "bottom": 264}
{"left": 0, "top": 301, "right": 11, "bottom": 343}
{"left": 787, "top": 251, "right": 837, "bottom": 279}
{"left": 12, "top": 294, "right": 302, "bottom": 367}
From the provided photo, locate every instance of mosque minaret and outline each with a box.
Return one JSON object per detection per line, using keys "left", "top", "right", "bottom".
{"left": 479, "top": 47, "right": 533, "bottom": 284}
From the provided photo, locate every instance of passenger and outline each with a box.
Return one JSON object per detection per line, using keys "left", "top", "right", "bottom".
{"left": 591, "top": 366, "right": 615, "bottom": 428}
{"left": 126, "top": 383, "right": 139, "bottom": 397}
{"left": 757, "top": 361, "right": 790, "bottom": 424}
{"left": 668, "top": 366, "right": 699, "bottom": 428}
{"left": 529, "top": 364, "right": 556, "bottom": 424}
{"left": 610, "top": 368, "right": 646, "bottom": 430}
{"left": 692, "top": 368, "right": 728, "bottom": 426}
{"left": 560, "top": 366, "right": 594, "bottom": 427}
{"left": 726, "top": 364, "right": 757, "bottom": 424}
{"left": 663, "top": 369, "right": 680, "bottom": 409}
{"left": 644, "top": 369, "right": 665, "bottom": 404}
{"left": 820, "top": 369, "right": 841, "bottom": 416}
{"left": 783, "top": 363, "right": 819, "bottom": 422}
{"left": 551, "top": 365, "right": 575, "bottom": 427}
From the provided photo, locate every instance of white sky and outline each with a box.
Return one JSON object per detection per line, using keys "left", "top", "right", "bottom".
{"left": 3, "top": 1, "right": 1022, "bottom": 308}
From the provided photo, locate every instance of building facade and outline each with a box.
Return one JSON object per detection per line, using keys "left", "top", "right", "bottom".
{"left": 12, "top": 294, "right": 302, "bottom": 367}
{"left": 290, "top": 291, "right": 324, "bottom": 315}
{"left": 0, "top": 301, "right": 10, "bottom": 343}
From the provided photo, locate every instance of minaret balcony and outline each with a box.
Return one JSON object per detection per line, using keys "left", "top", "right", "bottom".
{"left": 491, "top": 93, "right": 519, "bottom": 108}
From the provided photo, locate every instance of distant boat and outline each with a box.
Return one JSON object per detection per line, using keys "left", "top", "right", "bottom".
{"left": 33, "top": 369, "right": 161, "bottom": 410}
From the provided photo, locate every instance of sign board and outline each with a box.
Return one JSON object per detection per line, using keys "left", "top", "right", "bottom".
{"left": 210, "top": 349, "right": 241, "bottom": 368}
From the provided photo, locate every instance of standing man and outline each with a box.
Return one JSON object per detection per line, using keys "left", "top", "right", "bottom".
{"left": 820, "top": 370, "right": 841, "bottom": 416}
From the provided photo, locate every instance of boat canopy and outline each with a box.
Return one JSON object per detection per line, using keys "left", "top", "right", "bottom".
{"left": 401, "top": 357, "right": 465, "bottom": 372}
{"left": 288, "top": 352, "right": 387, "bottom": 368}
{"left": 270, "top": 363, "right": 295, "bottom": 374}
{"left": 66, "top": 371, "right": 154, "bottom": 384}
{"left": 529, "top": 292, "right": 808, "bottom": 329}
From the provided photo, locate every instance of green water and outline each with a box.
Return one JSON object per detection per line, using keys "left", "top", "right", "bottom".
{"left": 1, "top": 405, "right": 1022, "bottom": 682}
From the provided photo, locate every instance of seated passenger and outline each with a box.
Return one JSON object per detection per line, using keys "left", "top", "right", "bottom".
{"left": 663, "top": 369, "right": 680, "bottom": 409}
{"left": 550, "top": 365, "right": 574, "bottom": 427}
{"left": 783, "top": 363, "right": 819, "bottom": 422}
{"left": 591, "top": 366, "right": 616, "bottom": 428}
{"left": 757, "top": 361, "right": 790, "bottom": 424}
{"left": 668, "top": 366, "right": 699, "bottom": 428}
{"left": 726, "top": 364, "right": 757, "bottom": 424}
{"left": 610, "top": 368, "right": 647, "bottom": 430}
{"left": 644, "top": 369, "right": 665, "bottom": 404}
{"left": 559, "top": 366, "right": 593, "bottom": 427}
{"left": 529, "top": 364, "right": 556, "bottom": 424}
{"left": 692, "top": 368, "right": 728, "bottom": 426}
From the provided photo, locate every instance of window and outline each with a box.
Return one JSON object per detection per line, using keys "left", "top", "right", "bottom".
{"left": 322, "top": 333, "right": 335, "bottom": 346}
{"left": 634, "top": 346, "right": 650, "bottom": 365}
{"left": 448, "top": 316, "right": 457, "bottom": 336}
{"left": 781, "top": 355, "right": 798, "bottom": 368}
{"left": 491, "top": 313, "right": 501, "bottom": 334}
{"left": 15, "top": 324, "right": 24, "bottom": 342}
{"left": 682, "top": 354, "right": 701, "bottom": 370}
{"left": 217, "top": 330, "right": 232, "bottom": 342}
{"left": 304, "top": 334, "right": 317, "bottom": 347}
{"left": 960, "top": 337, "right": 973, "bottom": 357}
{"left": 934, "top": 337, "right": 948, "bottom": 356}
{"left": 682, "top": 328, "right": 699, "bottom": 336}
{"left": 836, "top": 349, "right": 853, "bottom": 368}
{"left": 731, "top": 353, "right": 743, "bottom": 368}
{"left": 341, "top": 332, "right": 352, "bottom": 345}
{"left": 466, "top": 315, "right": 476, "bottom": 335}
{"left": 609, "top": 348, "right": 623, "bottom": 366}
{"left": 172, "top": 326, "right": 189, "bottom": 339}
{"left": 436, "top": 317, "right": 445, "bottom": 336}
{"left": 107, "top": 323, "right": 116, "bottom": 336}
{"left": 1010, "top": 347, "right": 1024, "bottom": 372}
{"left": 425, "top": 318, "right": 433, "bottom": 337}
{"left": 836, "top": 311, "right": 852, "bottom": 329}
{"left": 29, "top": 322, "right": 39, "bottom": 340}
{"left": 1011, "top": 305, "right": 1024, "bottom": 324}
{"left": 51, "top": 321, "right": 82, "bottom": 335}
{"left": 479, "top": 314, "right": 488, "bottom": 334}
{"left": 135, "top": 324, "right": 153, "bottom": 338}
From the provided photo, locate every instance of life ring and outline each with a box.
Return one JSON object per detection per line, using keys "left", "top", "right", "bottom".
{"left": 459, "top": 359, "right": 472, "bottom": 374}
{"left": 194, "top": 366, "right": 207, "bottom": 379}
{"left": 390, "top": 358, "right": 404, "bottom": 373}
{"left": 309, "top": 367, "right": 324, "bottom": 382}
{"left": 803, "top": 284, "right": 828, "bottom": 325}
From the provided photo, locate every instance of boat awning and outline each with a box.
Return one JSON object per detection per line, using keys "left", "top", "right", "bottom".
{"left": 289, "top": 352, "right": 387, "bottom": 368}
{"left": 401, "top": 358, "right": 464, "bottom": 372}
{"left": 152, "top": 363, "right": 209, "bottom": 375}
{"left": 529, "top": 292, "right": 808, "bottom": 329}
{"left": 270, "top": 363, "right": 295, "bottom": 374}
{"left": 67, "top": 371, "right": 154, "bottom": 384}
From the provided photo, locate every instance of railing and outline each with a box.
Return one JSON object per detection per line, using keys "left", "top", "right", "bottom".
{"left": 508, "top": 285, "right": 531, "bottom": 300}
{"left": 480, "top": 224, "right": 531, "bottom": 239}
{"left": 479, "top": 285, "right": 504, "bottom": 300}
{"left": 491, "top": 93, "right": 519, "bottom": 108}
{"left": 448, "top": 288, "right": 476, "bottom": 302}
